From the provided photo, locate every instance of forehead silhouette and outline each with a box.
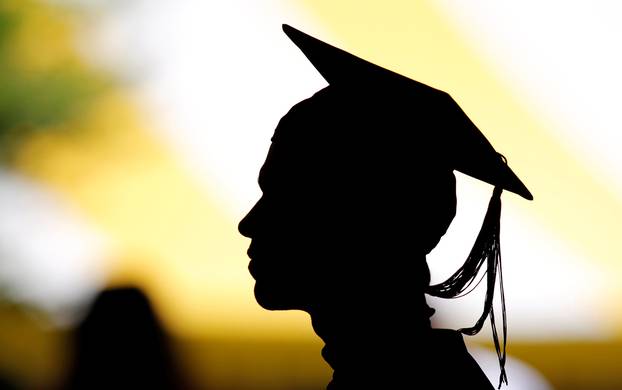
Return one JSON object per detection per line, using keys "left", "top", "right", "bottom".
{"left": 269, "top": 86, "right": 449, "bottom": 185}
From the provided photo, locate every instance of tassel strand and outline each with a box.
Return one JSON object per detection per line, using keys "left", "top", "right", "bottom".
{"left": 427, "top": 186, "right": 508, "bottom": 388}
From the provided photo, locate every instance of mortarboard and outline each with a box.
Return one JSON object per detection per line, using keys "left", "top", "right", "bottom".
{"left": 282, "top": 24, "right": 532, "bottom": 201}
{"left": 282, "top": 24, "right": 533, "bottom": 388}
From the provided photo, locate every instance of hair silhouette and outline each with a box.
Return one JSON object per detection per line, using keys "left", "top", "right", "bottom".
{"left": 64, "top": 287, "right": 183, "bottom": 390}
{"left": 239, "top": 25, "right": 532, "bottom": 389}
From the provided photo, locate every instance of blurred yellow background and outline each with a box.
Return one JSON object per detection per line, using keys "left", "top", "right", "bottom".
{"left": 0, "top": 0, "right": 620, "bottom": 389}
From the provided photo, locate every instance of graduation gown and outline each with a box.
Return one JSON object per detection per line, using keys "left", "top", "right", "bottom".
{"left": 325, "top": 328, "right": 494, "bottom": 389}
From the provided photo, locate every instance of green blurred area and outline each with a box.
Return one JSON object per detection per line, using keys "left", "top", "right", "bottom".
{"left": 0, "top": 0, "right": 107, "bottom": 163}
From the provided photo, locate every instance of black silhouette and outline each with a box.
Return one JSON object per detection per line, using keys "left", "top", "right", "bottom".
{"left": 64, "top": 287, "right": 183, "bottom": 390}
{"left": 0, "top": 373, "right": 18, "bottom": 390}
{"left": 239, "top": 24, "right": 532, "bottom": 389}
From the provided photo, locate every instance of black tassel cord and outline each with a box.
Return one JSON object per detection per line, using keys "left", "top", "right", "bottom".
{"left": 426, "top": 186, "right": 508, "bottom": 389}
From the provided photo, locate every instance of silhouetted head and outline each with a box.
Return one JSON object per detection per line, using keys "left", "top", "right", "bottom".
{"left": 66, "top": 287, "right": 179, "bottom": 389}
{"left": 238, "top": 25, "right": 531, "bottom": 314}
{"left": 238, "top": 86, "right": 458, "bottom": 312}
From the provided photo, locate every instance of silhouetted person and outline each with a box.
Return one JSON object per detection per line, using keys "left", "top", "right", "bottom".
{"left": 239, "top": 25, "right": 532, "bottom": 389}
{"left": 64, "top": 287, "right": 182, "bottom": 390}
{"left": 0, "top": 373, "right": 18, "bottom": 390}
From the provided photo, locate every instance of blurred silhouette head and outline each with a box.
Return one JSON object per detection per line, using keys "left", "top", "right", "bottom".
{"left": 66, "top": 287, "right": 179, "bottom": 390}
{"left": 238, "top": 25, "right": 531, "bottom": 313}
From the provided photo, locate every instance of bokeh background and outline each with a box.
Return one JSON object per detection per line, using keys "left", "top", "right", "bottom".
{"left": 0, "top": 0, "right": 621, "bottom": 389}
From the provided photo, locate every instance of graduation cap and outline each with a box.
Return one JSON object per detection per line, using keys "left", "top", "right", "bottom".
{"left": 282, "top": 24, "right": 533, "bottom": 387}
{"left": 283, "top": 24, "right": 531, "bottom": 201}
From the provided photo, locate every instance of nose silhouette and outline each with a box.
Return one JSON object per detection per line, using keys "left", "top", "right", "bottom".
{"left": 238, "top": 198, "right": 260, "bottom": 238}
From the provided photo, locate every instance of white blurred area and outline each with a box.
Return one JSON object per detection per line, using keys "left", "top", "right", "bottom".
{"left": 470, "top": 346, "right": 553, "bottom": 390}
{"left": 435, "top": 0, "right": 622, "bottom": 198}
{"left": 77, "top": 0, "right": 329, "bottom": 215}
{"left": 0, "top": 170, "right": 108, "bottom": 325}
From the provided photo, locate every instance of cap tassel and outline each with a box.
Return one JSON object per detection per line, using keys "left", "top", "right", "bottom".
{"left": 427, "top": 186, "right": 508, "bottom": 388}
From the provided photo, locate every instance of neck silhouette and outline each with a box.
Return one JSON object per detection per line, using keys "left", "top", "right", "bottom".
{"left": 308, "top": 254, "right": 434, "bottom": 388}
